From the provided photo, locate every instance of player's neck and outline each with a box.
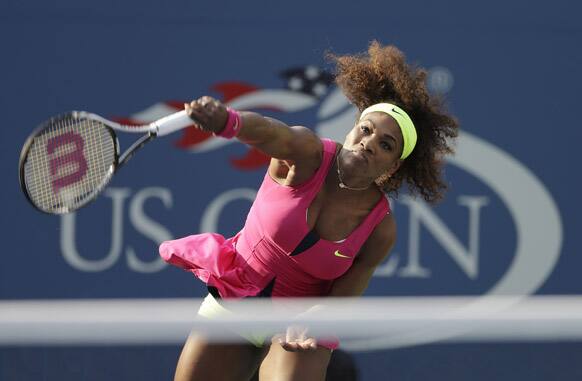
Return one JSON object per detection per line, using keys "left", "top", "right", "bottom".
{"left": 335, "top": 153, "right": 372, "bottom": 192}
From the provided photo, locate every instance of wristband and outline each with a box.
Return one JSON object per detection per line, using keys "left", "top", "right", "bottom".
{"left": 214, "top": 107, "right": 242, "bottom": 139}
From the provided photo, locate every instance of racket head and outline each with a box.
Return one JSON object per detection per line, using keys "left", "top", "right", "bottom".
{"left": 19, "top": 111, "right": 120, "bottom": 214}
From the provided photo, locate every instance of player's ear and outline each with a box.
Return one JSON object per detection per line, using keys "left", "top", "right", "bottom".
{"left": 387, "top": 159, "right": 402, "bottom": 177}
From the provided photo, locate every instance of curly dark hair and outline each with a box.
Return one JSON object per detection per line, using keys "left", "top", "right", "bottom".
{"left": 329, "top": 41, "right": 459, "bottom": 203}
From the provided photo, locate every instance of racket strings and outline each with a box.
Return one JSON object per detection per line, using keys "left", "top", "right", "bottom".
{"left": 23, "top": 116, "right": 116, "bottom": 213}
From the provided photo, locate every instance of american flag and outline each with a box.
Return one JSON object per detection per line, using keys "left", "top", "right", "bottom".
{"left": 112, "top": 66, "right": 333, "bottom": 170}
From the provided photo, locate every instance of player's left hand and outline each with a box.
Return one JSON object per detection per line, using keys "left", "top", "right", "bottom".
{"left": 273, "top": 325, "right": 318, "bottom": 352}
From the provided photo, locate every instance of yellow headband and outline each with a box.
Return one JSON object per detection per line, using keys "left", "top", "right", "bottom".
{"left": 360, "top": 103, "right": 417, "bottom": 160}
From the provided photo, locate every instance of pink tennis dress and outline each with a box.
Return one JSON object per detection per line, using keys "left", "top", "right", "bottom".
{"left": 159, "top": 139, "right": 389, "bottom": 347}
{"left": 159, "top": 138, "right": 389, "bottom": 298}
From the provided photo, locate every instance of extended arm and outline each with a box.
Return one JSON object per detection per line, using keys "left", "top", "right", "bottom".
{"left": 185, "top": 96, "right": 322, "bottom": 169}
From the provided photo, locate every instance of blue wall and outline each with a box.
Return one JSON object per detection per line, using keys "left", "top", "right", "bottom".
{"left": 1, "top": 0, "right": 581, "bottom": 379}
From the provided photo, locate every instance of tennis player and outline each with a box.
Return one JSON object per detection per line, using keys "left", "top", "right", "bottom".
{"left": 159, "top": 41, "right": 459, "bottom": 381}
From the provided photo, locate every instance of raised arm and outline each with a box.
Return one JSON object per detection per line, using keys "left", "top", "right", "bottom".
{"left": 185, "top": 96, "right": 322, "bottom": 170}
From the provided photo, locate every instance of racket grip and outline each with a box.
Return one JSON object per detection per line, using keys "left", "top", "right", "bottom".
{"left": 153, "top": 110, "right": 194, "bottom": 136}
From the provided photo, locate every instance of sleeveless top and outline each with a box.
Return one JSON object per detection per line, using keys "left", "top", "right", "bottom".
{"left": 159, "top": 138, "right": 390, "bottom": 298}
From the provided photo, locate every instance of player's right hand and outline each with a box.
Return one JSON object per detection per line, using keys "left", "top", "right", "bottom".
{"left": 184, "top": 96, "right": 229, "bottom": 134}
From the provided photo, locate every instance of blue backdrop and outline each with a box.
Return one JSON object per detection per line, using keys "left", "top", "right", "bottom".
{"left": 1, "top": 0, "right": 581, "bottom": 379}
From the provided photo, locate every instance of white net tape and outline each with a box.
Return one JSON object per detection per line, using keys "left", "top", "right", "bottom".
{"left": 0, "top": 296, "right": 580, "bottom": 350}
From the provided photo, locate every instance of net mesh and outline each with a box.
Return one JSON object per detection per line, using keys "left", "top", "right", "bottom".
{"left": 23, "top": 115, "right": 116, "bottom": 213}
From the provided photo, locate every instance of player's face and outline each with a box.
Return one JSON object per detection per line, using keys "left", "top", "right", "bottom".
{"left": 342, "top": 112, "right": 403, "bottom": 179}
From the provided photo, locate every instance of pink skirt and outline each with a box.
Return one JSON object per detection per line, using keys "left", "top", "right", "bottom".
{"left": 159, "top": 232, "right": 263, "bottom": 298}
{"left": 159, "top": 232, "right": 339, "bottom": 350}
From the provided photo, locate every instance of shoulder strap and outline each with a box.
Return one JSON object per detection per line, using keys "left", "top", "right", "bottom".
{"left": 349, "top": 194, "right": 391, "bottom": 252}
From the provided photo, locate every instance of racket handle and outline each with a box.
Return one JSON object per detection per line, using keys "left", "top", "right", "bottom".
{"left": 153, "top": 110, "right": 194, "bottom": 136}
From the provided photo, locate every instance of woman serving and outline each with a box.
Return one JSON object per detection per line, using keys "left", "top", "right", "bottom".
{"left": 160, "top": 41, "right": 459, "bottom": 381}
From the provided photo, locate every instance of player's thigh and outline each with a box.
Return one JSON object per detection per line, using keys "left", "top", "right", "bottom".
{"left": 258, "top": 343, "right": 332, "bottom": 381}
{"left": 174, "top": 333, "right": 268, "bottom": 381}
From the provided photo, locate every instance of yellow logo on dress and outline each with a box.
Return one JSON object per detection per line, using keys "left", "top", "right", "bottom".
{"left": 334, "top": 250, "right": 352, "bottom": 259}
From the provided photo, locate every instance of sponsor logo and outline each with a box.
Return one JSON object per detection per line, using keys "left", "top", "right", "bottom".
{"left": 334, "top": 250, "right": 352, "bottom": 259}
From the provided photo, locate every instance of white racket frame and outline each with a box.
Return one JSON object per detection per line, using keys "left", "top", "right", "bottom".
{"left": 19, "top": 110, "right": 195, "bottom": 214}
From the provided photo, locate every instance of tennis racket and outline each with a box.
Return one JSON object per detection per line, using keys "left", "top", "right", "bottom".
{"left": 19, "top": 109, "right": 194, "bottom": 215}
